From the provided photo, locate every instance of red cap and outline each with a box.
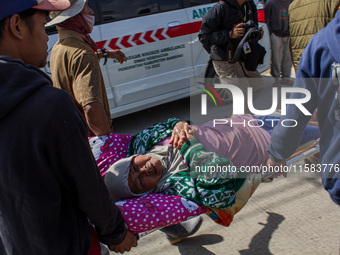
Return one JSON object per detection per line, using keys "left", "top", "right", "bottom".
{"left": 32, "top": 0, "right": 71, "bottom": 11}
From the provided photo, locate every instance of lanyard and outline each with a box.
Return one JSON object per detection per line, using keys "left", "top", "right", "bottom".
{"left": 238, "top": 4, "right": 247, "bottom": 22}
{"left": 243, "top": 5, "right": 247, "bottom": 22}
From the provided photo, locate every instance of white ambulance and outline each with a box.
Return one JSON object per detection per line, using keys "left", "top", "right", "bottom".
{"left": 45, "top": 0, "right": 270, "bottom": 118}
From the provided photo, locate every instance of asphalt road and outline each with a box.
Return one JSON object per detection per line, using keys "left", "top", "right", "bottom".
{"left": 110, "top": 75, "right": 340, "bottom": 255}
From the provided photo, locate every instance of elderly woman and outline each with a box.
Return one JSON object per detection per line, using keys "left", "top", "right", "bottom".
{"left": 103, "top": 115, "right": 272, "bottom": 204}
{"left": 103, "top": 114, "right": 320, "bottom": 204}
{"left": 104, "top": 123, "right": 249, "bottom": 208}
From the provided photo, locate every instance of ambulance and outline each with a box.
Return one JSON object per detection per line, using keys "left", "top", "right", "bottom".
{"left": 45, "top": 0, "right": 269, "bottom": 118}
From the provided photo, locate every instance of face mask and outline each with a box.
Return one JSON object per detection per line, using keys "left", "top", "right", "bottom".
{"left": 82, "top": 14, "right": 95, "bottom": 33}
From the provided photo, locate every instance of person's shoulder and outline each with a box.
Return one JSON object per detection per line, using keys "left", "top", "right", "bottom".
{"left": 211, "top": 1, "right": 233, "bottom": 11}
{"left": 307, "top": 23, "right": 329, "bottom": 49}
{"left": 36, "top": 86, "right": 88, "bottom": 138}
{"left": 39, "top": 85, "right": 75, "bottom": 107}
{"left": 205, "top": 1, "right": 230, "bottom": 19}
{"left": 288, "top": 0, "right": 297, "bottom": 12}
{"left": 56, "top": 35, "right": 95, "bottom": 59}
{"left": 297, "top": 25, "right": 332, "bottom": 77}
{"left": 56, "top": 40, "right": 98, "bottom": 68}
{"left": 264, "top": 0, "right": 274, "bottom": 7}
{"left": 39, "top": 85, "right": 85, "bottom": 124}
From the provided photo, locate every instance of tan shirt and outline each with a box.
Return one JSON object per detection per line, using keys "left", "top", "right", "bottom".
{"left": 50, "top": 30, "right": 111, "bottom": 128}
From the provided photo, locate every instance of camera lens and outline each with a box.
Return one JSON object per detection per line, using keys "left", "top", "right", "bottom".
{"left": 250, "top": 32, "right": 257, "bottom": 39}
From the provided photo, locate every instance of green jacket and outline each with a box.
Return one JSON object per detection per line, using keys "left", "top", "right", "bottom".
{"left": 289, "top": 0, "right": 339, "bottom": 71}
{"left": 127, "top": 118, "right": 246, "bottom": 209}
{"left": 162, "top": 138, "right": 246, "bottom": 209}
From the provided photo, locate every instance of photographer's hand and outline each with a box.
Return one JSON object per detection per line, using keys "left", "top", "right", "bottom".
{"left": 230, "top": 23, "right": 245, "bottom": 39}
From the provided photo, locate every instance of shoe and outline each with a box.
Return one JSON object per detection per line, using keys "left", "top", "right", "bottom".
{"left": 159, "top": 216, "right": 203, "bottom": 244}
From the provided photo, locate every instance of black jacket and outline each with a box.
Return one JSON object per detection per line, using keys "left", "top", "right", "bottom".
{"left": 198, "top": 0, "right": 258, "bottom": 61}
{"left": 0, "top": 56, "right": 127, "bottom": 254}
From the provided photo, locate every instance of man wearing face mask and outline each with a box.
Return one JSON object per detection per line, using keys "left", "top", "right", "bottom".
{"left": 49, "top": 0, "right": 126, "bottom": 137}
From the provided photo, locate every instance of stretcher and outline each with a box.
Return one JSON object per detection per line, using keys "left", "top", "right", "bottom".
{"left": 89, "top": 134, "right": 320, "bottom": 239}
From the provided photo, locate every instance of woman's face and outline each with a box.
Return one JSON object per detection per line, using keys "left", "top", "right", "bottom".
{"left": 128, "top": 155, "right": 163, "bottom": 194}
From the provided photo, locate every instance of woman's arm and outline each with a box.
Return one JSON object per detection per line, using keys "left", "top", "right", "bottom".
{"left": 127, "top": 117, "right": 184, "bottom": 156}
{"left": 162, "top": 126, "right": 246, "bottom": 209}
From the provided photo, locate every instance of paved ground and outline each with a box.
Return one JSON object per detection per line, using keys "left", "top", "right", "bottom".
{"left": 124, "top": 174, "right": 339, "bottom": 255}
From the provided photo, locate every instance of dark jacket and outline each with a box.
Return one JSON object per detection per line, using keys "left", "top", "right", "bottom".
{"left": 0, "top": 56, "right": 126, "bottom": 254}
{"left": 198, "top": 0, "right": 258, "bottom": 61}
{"left": 264, "top": 0, "right": 292, "bottom": 37}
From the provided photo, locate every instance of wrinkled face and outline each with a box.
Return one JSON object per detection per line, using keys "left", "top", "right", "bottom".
{"left": 128, "top": 155, "right": 163, "bottom": 194}
{"left": 22, "top": 11, "right": 49, "bottom": 68}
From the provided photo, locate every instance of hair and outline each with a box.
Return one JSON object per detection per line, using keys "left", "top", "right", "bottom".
{"left": 0, "top": 19, "right": 6, "bottom": 38}
{"left": 0, "top": 9, "right": 48, "bottom": 39}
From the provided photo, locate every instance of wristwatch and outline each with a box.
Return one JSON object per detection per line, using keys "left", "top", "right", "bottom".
{"left": 97, "top": 48, "right": 108, "bottom": 65}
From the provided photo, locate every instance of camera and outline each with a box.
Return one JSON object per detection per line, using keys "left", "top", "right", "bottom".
{"left": 241, "top": 20, "right": 261, "bottom": 44}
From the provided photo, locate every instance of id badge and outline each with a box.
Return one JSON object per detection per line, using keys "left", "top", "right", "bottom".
{"left": 243, "top": 42, "right": 251, "bottom": 54}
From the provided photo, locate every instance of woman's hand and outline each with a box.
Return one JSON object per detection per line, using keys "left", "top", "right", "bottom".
{"left": 170, "top": 122, "right": 195, "bottom": 149}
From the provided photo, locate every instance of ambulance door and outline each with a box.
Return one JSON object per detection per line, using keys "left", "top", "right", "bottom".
{"left": 95, "top": 0, "right": 194, "bottom": 114}
{"left": 184, "top": 0, "right": 218, "bottom": 79}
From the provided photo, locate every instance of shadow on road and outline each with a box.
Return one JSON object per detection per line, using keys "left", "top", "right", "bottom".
{"left": 174, "top": 234, "right": 224, "bottom": 255}
{"left": 239, "top": 212, "right": 285, "bottom": 255}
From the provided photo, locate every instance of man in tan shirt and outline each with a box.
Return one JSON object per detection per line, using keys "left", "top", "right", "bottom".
{"left": 49, "top": 0, "right": 126, "bottom": 136}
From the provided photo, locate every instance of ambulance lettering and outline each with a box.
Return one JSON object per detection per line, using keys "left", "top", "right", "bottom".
{"left": 193, "top": 7, "right": 211, "bottom": 19}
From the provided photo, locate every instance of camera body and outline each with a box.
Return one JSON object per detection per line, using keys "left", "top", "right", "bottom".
{"left": 241, "top": 20, "right": 261, "bottom": 44}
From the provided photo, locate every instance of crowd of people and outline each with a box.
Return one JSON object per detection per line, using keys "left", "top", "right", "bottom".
{"left": 0, "top": 0, "right": 339, "bottom": 254}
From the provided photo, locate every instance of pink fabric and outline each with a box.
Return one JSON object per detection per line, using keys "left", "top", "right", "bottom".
{"left": 89, "top": 134, "right": 133, "bottom": 176}
{"left": 116, "top": 193, "right": 206, "bottom": 234}
{"left": 192, "top": 114, "right": 271, "bottom": 168}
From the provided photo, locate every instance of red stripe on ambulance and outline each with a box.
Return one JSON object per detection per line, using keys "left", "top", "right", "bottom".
{"left": 96, "top": 21, "right": 202, "bottom": 50}
{"left": 144, "top": 30, "right": 155, "bottom": 43}
{"left": 121, "top": 35, "right": 133, "bottom": 48}
{"left": 108, "top": 38, "right": 120, "bottom": 50}
{"left": 166, "top": 21, "right": 201, "bottom": 38}
{"left": 132, "top": 33, "right": 144, "bottom": 45}
{"left": 155, "top": 28, "right": 166, "bottom": 40}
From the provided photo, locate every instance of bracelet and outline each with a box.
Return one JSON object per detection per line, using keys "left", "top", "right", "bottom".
{"left": 97, "top": 48, "right": 108, "bottom": 65}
